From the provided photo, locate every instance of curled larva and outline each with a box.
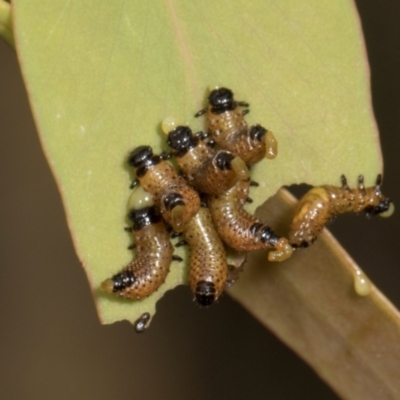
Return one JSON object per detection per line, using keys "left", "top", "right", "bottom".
{"left": 289, "top": 174, "right": 394, "bottom": 248}
{"left": 208, "top": 179, "right": 293, "bottom": 262}
{"left": 164, "top": 124, "right": 249, "bottom": 194}
{"left": 195, "top": 87, "right": 277, "bottom": 165}
{"left": 101, "top": 204, "right": 174, "bottom": 299}
{"left": 128, "top": 145, "right": 200, "bottom": 232}
{"left": 182, "top": 206, "right": 228, "bottom": 307}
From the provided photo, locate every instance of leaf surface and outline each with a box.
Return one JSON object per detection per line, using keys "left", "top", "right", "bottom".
{"left": 13, "top": 0, "right": 382, "bottom": 324}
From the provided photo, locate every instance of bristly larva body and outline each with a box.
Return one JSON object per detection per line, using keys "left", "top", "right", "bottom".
{"left": 165, "top": 124, "right": 249, "bottom": 195}
{"left": 128, "top": 145, "right": 200, "bottom": 232}
{"left": 289, "top": 174, "right": 394, "bottom": 248}
{"left": 101, "top": 205, "right": 174, "bottom": 299}
{"left": 195, "top": 87, "right": 277, "bottom": 166}
{"left": 208, "top": 179, "right": 293, "bottom": 262}
{"left": 183, "top": 206, "right": 228, "bottom": 307}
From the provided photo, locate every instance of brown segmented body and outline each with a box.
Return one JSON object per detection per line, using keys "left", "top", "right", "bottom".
{"left": 101, "top": 206, "right": 174, "bottom": 299}
{"left": 208, "top": 179, "right": 293, "bottom": 262}
{"left": 183, "top": 206, "right": 228, "bottom": 306}
{"left": 289, "top": 175, "right": 394, "bottom": 248}
{"left": 128, "top": 146, "right": 200, "bottom": 232}
{"left": 195, "top": 87, "right": 277, "bottom": 166}
{"left": 166, "top": 126, "right": 249, "bottom": 195}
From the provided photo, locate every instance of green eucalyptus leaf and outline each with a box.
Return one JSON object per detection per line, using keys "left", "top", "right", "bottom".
{"left": 13, "top": 0, "right": 381, "bottom": 324}
{"left": 0, "top": 0, "right": 14, "bottom": 48}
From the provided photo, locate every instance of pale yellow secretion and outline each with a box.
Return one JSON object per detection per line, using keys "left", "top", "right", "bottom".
{"left": 268, "top": 238, "right": 293, "bottom": 262}
{"left": 208, "top": 84, "right": 220, "bottom": 92}
{"left": 127, "top": 186, "right": 154, "bottom": 210}
{"left": 353, "top": 269, "right": 371, "bottom": 296}
{"left": 161, "top": 117, "right": 179, "bottom": 135}
{"left": 379, "top": 202, "right": 395, "bottom": 218}
{"left": 231, "top": 156, "right": 250, "bottom": 180}
{"left": 265, "top": 131, "right": 278, "bottom": 160}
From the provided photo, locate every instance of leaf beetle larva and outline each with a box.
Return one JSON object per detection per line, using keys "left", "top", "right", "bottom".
{"left": 182, "top": 204, "right": 228, "bottom": 307}
{"left": 101, "top": 187, "right": 176, "bottom": 299}
{"left": 195, "top": 87, "right": 278, "bottom": 166}
{"left": 208, "top": 179, "right": 293, "bottom": 262}
{"left": 128, "top": 145, "right": 200, "bottom": 232}
{"left": 288, "top": 174, "right": 394, "bottom": 248}
{"left": 163, "top": 121, "right": 249, "bottom": 195}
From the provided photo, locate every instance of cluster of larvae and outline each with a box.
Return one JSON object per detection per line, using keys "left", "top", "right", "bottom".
{"left": 101, "top": 87, "right": 394, "bottom": 310}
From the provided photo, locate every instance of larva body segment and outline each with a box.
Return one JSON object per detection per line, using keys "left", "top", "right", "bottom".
{"left": 166, "top": 125, "right": 249, "bottom": 195}
{"left": 289, "top": 175, "right": 394, "bottom": 248}
{"left": 183, "top": 206, "right": 228, "bottom": 306}
{"left": 208, "top": 179, "right": 293, "bottom": 262}
{"left": 101, "top": 205, "right": 174, "bottom": 299}
{"left": 128, "top": 145, "right": 200, "bottom": 232}
{"left": 195, "top": 87, "right": 277, "bottom": 166}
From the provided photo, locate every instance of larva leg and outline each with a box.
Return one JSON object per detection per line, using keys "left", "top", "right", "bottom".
{"left": 159, "top": 151, "right": 171, "bottom": 160}
{"left": 250, "top": 180, "right": 259, "bottom": 187}
{"left": 194, "top": 108, "right": 207, "bottom": 117}
{"left": 127, "top": 243, "right": 136, "bottom": 250}
{"left": 172, "top": 255, "right": 183, "bottom": 262}
{"left": 237, "top": 101, "right": 249, "bottom": 107}
{"left": 170, "top": 231, "right": 182, "bottom": 238}
{"left": 341, "top": 174, "right": 350, "bottom": 190}
{"left": 375, "top": 174, "right": 382, "bottom": 188}
{"left": 175, "top": 240, "right": 188, "bottom": 247}
{"left": 242, "top": 109, "right": 250, "bottom": 116}
{"left": 358, "top": 175, "right": 366, "bottom": 195}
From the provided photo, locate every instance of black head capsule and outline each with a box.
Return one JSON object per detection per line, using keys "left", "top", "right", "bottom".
{"left": 111, "top": 270, "right": 136, "bottom": 292}
{"left": 163, "top": 192, "right": 185, "bottom": 211}
{"left": 215, "top": 151, "right": 235, "bottom": 171}
{"left": 208, "top": 87, "right": 236, "bottom": 114}
{"left": 127, "top": 145, "right": 161, "bottom": 177}
{"left": 195, "top": 281, "right": 216, "bottom": 307}
{"left": 167, "top": 126, "right": 199, "bottom": 156}
{"left": 365, "top": 198, "right": 393, "bottom": 217}
{"left": 249, "top": 124, "right": 267, "bottom": 142}
{"left": 128, "top": 206, "right": 161, "bottom": 230}
{"left": 259, "top": 226, "right": 279, "bottom": 246}
{"left": 128, "top": 145, "right": 153, "bottom": 167}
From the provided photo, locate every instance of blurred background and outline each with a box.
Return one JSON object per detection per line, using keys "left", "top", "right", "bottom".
{"left": 0, "top": 2, "right": 399, "bottom": 399}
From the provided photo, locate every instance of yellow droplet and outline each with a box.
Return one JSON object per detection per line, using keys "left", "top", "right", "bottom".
{"left": 231, "top": 156, "right": 249, "bottom": 180}
{"left": 127, "top": 186, "right": 153, "bottom": 210}
{"left": 353, "top": 269, "right": 371, "bottom": 296}
{"left": 208, "top": 84, "right": 220, "bottom": 92}
{"left": 380, "top": 202, "right": 395, "bottom": 218}
{"left": 161, "top": 117, "right": 179, "bottom": 135}
{"left": 100, "top": 278, "right": 114, "bottom": 293}
{"left": 265, "top": 131, "right": 278, "bottom": 159}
